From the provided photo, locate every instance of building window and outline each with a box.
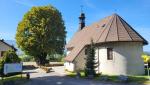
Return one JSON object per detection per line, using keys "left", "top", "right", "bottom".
{"left": 1, "top": 51, "right": 6, "bottom": 57}
{"left": 85, "top": 48, "right": 88, "bottom": 55}
{"left": 107, "top": 48, "right": 113, "bottom": 60}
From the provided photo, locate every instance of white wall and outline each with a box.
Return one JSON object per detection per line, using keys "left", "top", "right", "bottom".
{"left": 96, "top": 42, "right": 144, "bottom": 75}
{"left": 66, "top": 51, "right": 71, "bottom": 55}
{"left": 64, "top": 62, "right": 74, "bottom": 72}
{"left": 74, "top": 48, "right": 86, "bottom": 71}
{"left": 65, "top": 50, "right": 75, "bottom": 72}
{"left": 65, "top": 42, "right": 144, "bottom": 75}
{"left": 0, "top": 41, "right": 13, "bottom": 57}
{"left": 65, "top": 48, "right": 86, "bottom": 72}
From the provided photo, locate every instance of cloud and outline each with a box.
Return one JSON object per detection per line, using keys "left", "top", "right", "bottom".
{"left": 83, "top": 0, "right": 96, "bottom": 9}
{"left": 13, "top": 0, "right": 34, "bottom": 7}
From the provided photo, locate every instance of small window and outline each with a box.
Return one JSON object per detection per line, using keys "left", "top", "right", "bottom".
{"left": 1, "top": 51, "right": 6, "bottom": 57}
{"left": 107, "top": 48, "right": 113, "bottom": 60}
{"left": 85, "top": 48, "right": 88, "bottom": 55}
{"left": 102, "top": 24, "right": 105, "bottom": 27}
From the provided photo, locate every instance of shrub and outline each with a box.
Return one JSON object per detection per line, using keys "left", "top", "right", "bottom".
{"left": 141, "top": 54, "right": 150, "bottom": 63}
{"left": 0, "top": 59, "right": 4, "bottom": 75}
{"left": 20, "top": 54, "right": 34, "bottom": 62}
{"left": 0, "top": 50, "right": 21, "bottom": 75}
{"left": 46, "top": 54, "right": 65, "bottom": 62}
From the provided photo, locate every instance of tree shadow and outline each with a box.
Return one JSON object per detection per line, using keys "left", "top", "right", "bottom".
{"left": 24, "top": 75, "right": 149, "bottom": 85}
{"left": 23, "top": 65, "right": 38, "bottom": 71}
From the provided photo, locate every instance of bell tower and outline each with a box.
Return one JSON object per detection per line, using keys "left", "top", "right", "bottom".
{"left": 79, "top": 6, "right": 85, "bottom": 30}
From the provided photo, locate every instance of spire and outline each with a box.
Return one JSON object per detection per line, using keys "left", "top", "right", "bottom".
{"left": 79, "top": 6, "right": 85, "bottom": 30}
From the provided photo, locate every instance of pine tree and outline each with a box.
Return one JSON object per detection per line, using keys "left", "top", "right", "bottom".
{"left": 85, "top": 40, "right": 96, "bottom": 77}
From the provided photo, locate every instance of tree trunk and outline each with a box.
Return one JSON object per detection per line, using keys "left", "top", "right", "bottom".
{"left": 35, "top": 53, "right": 48, "bottom": 66}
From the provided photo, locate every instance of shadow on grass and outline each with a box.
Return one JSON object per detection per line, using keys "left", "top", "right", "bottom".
{"left": 1, "top": 73, "right": 148, "bottom": 85}
{"left": 66, "top": 71, "right": 150, "bottom": 85}
{"left": 99, "top": 75, "right": 149, "bottom": 83}
{"left": 17, "top": 75, "right": 127, "bottom": 85}
{"left": 0, "top": 75, "right": 28, "bottom": 85}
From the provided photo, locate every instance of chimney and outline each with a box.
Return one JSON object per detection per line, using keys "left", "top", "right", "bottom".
{"left": 79, "top": 13, "right": 85, "bottom": 30}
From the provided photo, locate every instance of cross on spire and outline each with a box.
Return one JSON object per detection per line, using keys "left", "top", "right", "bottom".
{"left": 80, "top": 5, "right": 83, "bottom": 13}
{"left": 79, "top": 5, "right": 85, "bottom": 30}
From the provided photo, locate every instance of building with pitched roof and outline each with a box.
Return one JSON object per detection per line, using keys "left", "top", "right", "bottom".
{"left": 0, "top": 39, "right": 17, "bottom": 57}
{"left": 64, "top": 13, "right": 148, "bottom": 75}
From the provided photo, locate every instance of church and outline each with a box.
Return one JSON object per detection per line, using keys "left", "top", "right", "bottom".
{"left": 64, "top": 13, "right": 148, "bottom": 75}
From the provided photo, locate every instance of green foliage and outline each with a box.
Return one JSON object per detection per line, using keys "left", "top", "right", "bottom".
{"left": 66, "top": 71, "right": 85, "bottom": 78}
{"left": 0, "top": 50, "right": 20, "bottom": 75}
{"left": 46, "top": 54, "right": 65, "bottom": 62}
{"left": 84, "top": 40, "right": 96, "bottom": 76}
{"left": 2, "top": 50, "right": 21, "bottom": 63}
{"left": 141, "top": 54, "right": 150, "bottom": 63}
{"left": 0, "top": 75, "right": 27, "bottom": 85}
{"left": 20, "top": 54, "right": 34, "bottom": 62}
{"left": 15, "top": 5, "right": 66, "bottom": 65}
{"left": 0, "top": 59, "right": 3, "bottom": 75}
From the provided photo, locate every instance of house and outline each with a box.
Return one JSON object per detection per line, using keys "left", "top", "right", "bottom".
{"left": 0, "top": 39, "right": 17, "bottom": 57}
{"left": 64, "top": 13, "right": 148, "bottom": 75}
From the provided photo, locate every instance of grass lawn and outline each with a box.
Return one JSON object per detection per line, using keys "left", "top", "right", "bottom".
{"left": 66, "top": 71, "right": 85, "bottom": 78}
{"left": 0, "top": 74, "right": 28, "bottom": 85}
{"left": 66, "top": 71, "right": 150, "bottom": 84}
{"left": 97, "top": 75, "right": 150, "bottom": 84}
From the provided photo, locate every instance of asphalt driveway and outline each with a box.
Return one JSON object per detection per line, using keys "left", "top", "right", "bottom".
{"left": 23, "top": 66, "right": 144, "bottom": 85}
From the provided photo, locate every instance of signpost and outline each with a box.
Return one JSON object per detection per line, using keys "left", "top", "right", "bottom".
{"left": 4, "top": 63, "right": 22, "bottom": 75}
{"left": 145, "top": 63, "right": 150, "bottom": 80}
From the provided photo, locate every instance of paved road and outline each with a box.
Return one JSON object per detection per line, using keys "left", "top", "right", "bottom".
{"left": 23, "top": 66, "right": 143, "bottom": 85}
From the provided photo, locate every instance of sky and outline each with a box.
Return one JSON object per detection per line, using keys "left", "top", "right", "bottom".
{"left": 0, "top": 0, "right": 150, "bottom": 52}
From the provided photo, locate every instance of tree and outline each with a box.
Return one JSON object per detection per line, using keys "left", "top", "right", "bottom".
{"left": 142, "top": 54, "right": 150, "bottom": 63}
{"left": 84, "top": 40, "right": 96, "bottom": 77}
{"left": 20, "top": 54, "right": 34, "bottom": 62}
{"left": 16, "top": 5, "right": 66, "bottom": 65}
{"left": 0, "top": 50, "right": 21, "bottom": 75}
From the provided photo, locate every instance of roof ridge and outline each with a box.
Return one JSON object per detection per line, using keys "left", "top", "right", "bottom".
{"left": 117, "top": 15, "right": 133, "bottom": 41}
{"left": 119, "top": 15, "right": 148, "bottom": 44}
{"left": 96, "top": 15, "right": 114, "bottom": 43}
{"left": 116, "top": 14, "right": 119, "bottom": 41}
{"left": 105, "top": 14, "right": 116, "bottom": 42}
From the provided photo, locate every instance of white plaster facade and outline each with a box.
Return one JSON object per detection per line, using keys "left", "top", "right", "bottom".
{"left": 0, "top": 41, "right": 15, "bottom": 57}
{"left": 64, "top": 62, "right": 74, "bottom": 72}
{"left": 65, "top": 42, "right": 145, "bottom": 75}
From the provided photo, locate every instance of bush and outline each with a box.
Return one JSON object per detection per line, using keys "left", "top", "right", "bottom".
{"left": 0, "top": 50, "right": 21, "bottom": 75}
{"left": 46, "top": 54, "right": 65, "bottom": 62}
{"left": 0, "top": 59, "right": 4, "bottom": 75}
{"left": 20, "top": 55, "right": 34, "bottom": 62}
{"left": 141, "top": 54, "right": 150, "bottom": 63}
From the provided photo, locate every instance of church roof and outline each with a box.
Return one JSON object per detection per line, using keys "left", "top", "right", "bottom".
{"left": 65, "top": 13, "right": 148, "bottom": 62}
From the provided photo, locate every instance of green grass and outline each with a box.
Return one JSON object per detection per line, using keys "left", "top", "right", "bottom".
{"left": 66, "top": 71, "right": 150, "bottom": 84}
{"left": 66, "top": 71, "right": 85, "bottom": 78}
{"left": 128, "top": 75, "right": 150, "bottom": 84}
{"left": 0, "top": 74, "right": 28, "bottom": 85}
{"left": 97, "top": 75, "right": 149, "bottom": 83}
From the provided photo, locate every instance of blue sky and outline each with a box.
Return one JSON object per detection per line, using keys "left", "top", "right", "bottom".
{"left": 0, "top": 0, "right": 150, "bottom": 52}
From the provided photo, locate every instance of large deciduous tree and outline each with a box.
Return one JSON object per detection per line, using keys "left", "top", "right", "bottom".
{"left": 16, "top": 5, "right": 66, "bottom": 65}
